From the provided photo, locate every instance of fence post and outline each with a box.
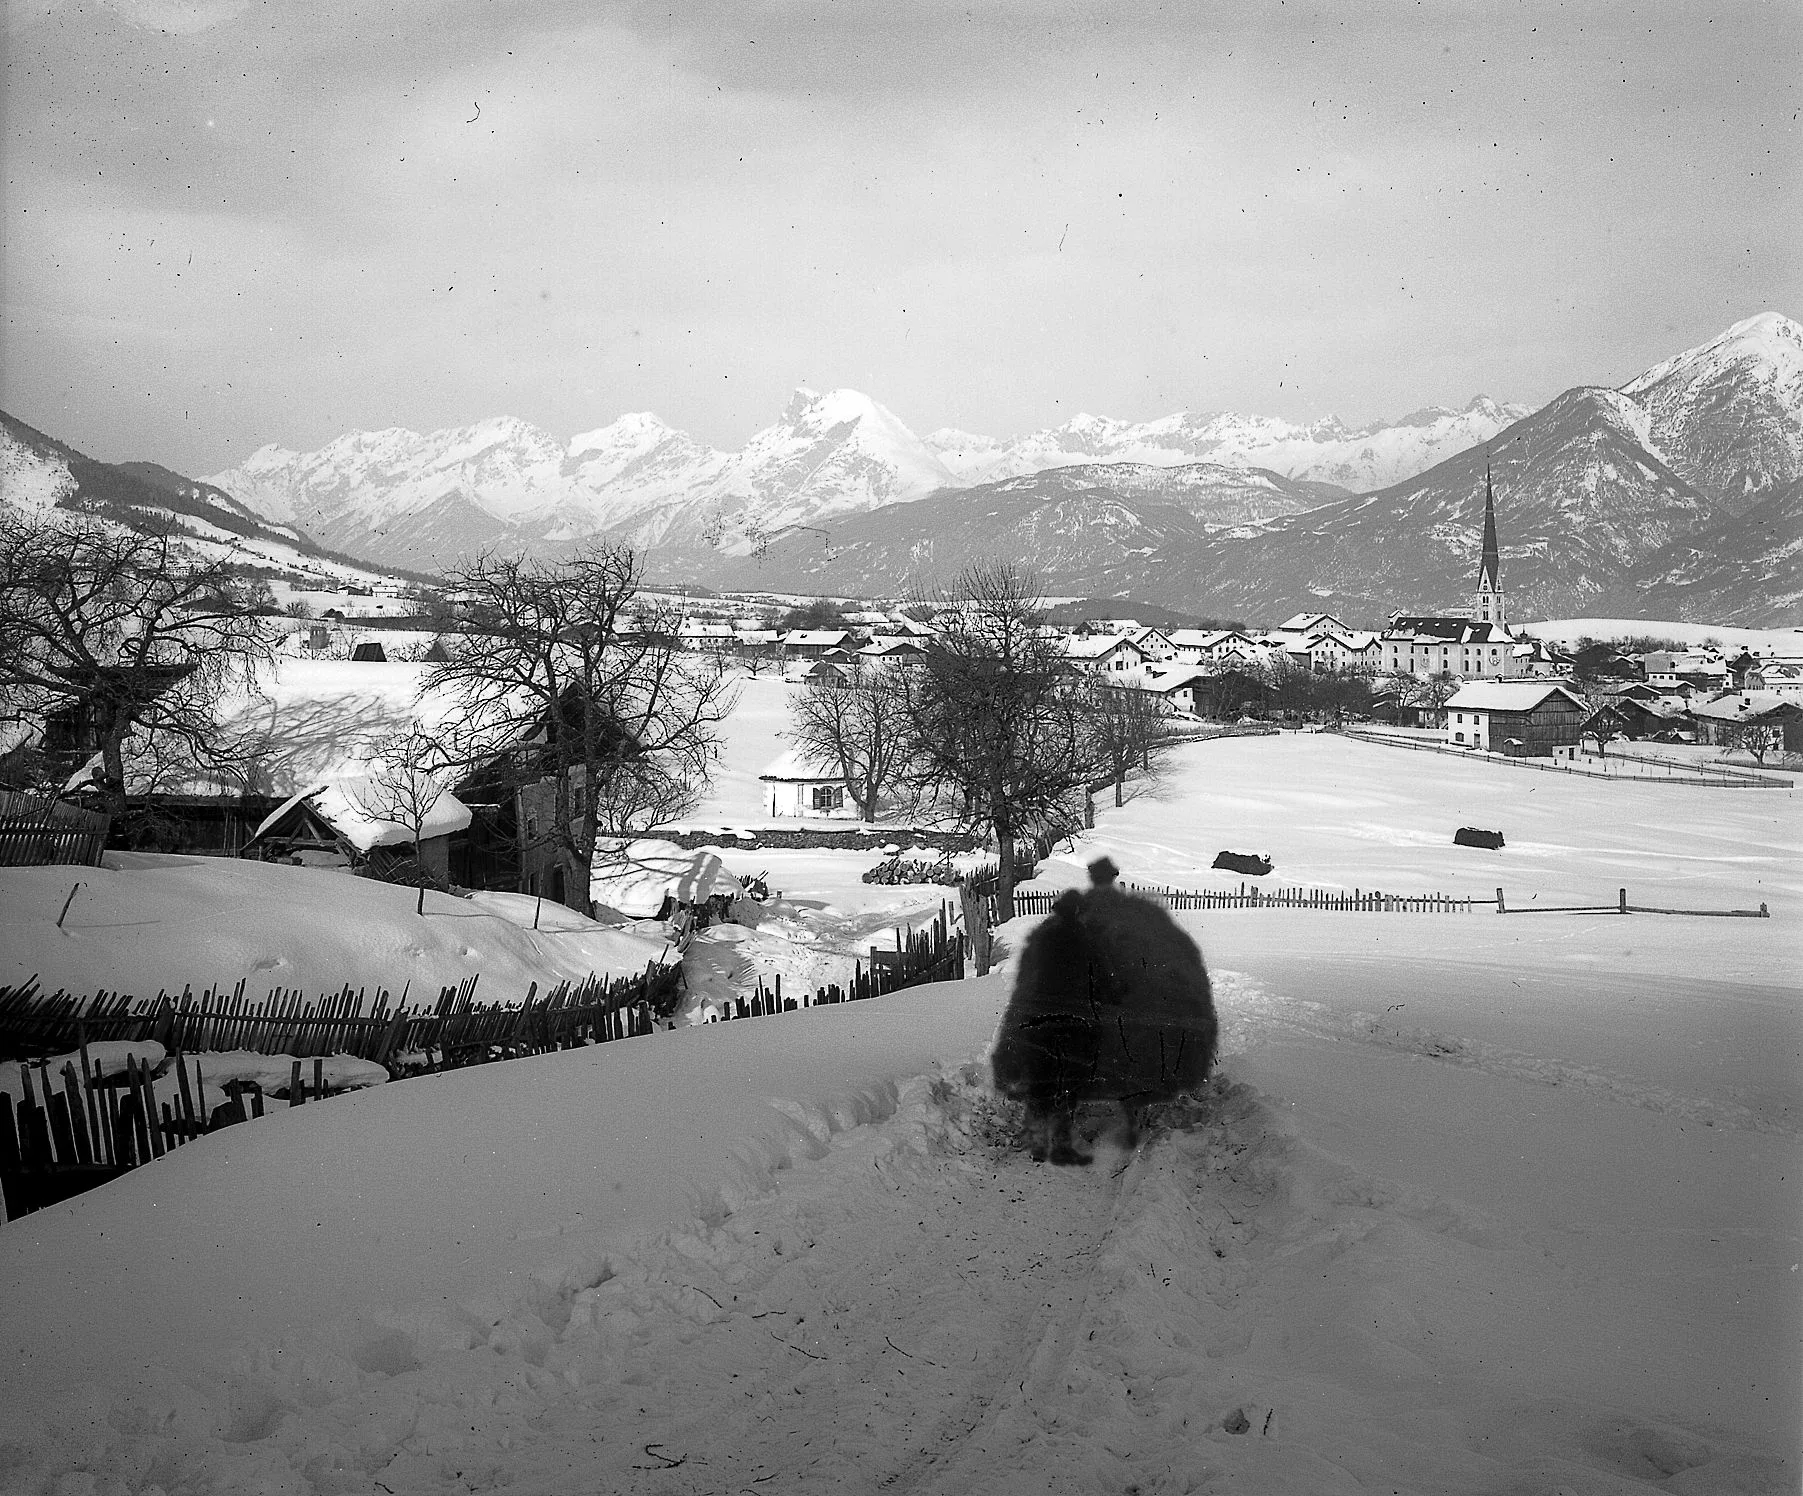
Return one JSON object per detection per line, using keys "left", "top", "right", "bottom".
{"left": 1619, "top": 888, "right": 1628, "bottom": 914}
{"left": 1496, "top": 886, "right": 1505, "bottom": 914}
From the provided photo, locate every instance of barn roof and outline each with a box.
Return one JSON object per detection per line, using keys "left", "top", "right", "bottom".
{"left": 251, "top": 774, "right": 472, "bottom": 853}
{"left": 1444, "top": 681, "right": 1588, "bottom": 713}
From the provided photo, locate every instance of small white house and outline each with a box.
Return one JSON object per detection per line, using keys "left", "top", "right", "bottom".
{"left": 1061, "top": 633, "right": 1147, "bottom": 675}
{"left": 758, "top": 748, "right": 859, "bottom": 819}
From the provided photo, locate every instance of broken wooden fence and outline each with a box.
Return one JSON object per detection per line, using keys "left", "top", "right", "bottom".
{"left": 716, "top": 903, "right": 966, "bottom": 1021}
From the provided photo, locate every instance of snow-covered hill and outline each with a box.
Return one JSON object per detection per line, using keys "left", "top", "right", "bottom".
{"left": 2, "top": 735, "right": 1795, "bottom": 1492}
{"left": 0, "top": 409, "right": 409, "bottom": 592}
{"left": 926, "top": 396, "right": 1531, "bottom": 493}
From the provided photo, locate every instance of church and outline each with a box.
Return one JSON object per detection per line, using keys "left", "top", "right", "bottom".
{"left": 1378, "top": 465, "right": 1530, "bottom": 681}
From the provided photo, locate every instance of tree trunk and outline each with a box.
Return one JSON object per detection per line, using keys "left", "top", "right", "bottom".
{"left": 993, "top": 806, "right": 1016, "bottom": 924}
{"left": 1115, "top": 771, "right": 1124, "bottom": 807}
{"left": 958, "top": 880, "right": 992, "bottom": 977}
{"left": 100, "top": 731, "right": 129, "bottom": 822}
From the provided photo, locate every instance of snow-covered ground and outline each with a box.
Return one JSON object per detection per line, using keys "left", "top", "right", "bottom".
{"left": 1525, "top": 617, "right": 1803, "bottom": 656}
{"left": 0, "top": 852, "right": 675, "bottom": 1007}
{"left": 0, "top": 734, "right": 1797, "bottom": 1494}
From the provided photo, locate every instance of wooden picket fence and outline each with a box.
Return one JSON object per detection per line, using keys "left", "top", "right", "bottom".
{"left": 0, "top": 963, "right": 682, "bottom": 1220}
{"left": 1000, "top": 881, "right": 1483, "bottom": 920}
{"left": 0, "top": 962, "right": 680, "bottom": 1070}
{"left": 713, "top": 904, "right": 966, "bottom": 1022}
{"left": 0, "top": 793, "right": 110, "bottom": 868}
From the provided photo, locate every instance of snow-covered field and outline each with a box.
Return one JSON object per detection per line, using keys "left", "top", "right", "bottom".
{"left": 1, "top": 733, "right": 1798, "bottom": 1495}
{"left": 1525, "top": 617, "right": 1803, "bottom": 656}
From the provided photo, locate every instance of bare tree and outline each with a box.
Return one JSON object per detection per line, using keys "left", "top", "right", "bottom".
{"left": 424, "top": 543, "right": 736, "bottom": 914}
{"left": 0, "top": 513, "right": 274, "bottom": 822}
{"left": 1077, "top": 677, "right": 1180, "bottom": 807}
{"left": 893, "top": 563, "right": 1098, "bottom": 920}
{"left": 347, "top": 727, "right": 457, "bottom": 912}
{"left": 786, "top": 661, "right": 916, "bottom": 822}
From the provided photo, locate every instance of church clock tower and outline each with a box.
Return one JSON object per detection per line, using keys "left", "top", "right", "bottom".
{"left": 1474, "top": 460, "right": 1505, "bottom": 628}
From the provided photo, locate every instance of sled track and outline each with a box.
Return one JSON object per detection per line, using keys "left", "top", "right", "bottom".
{"left": 10, "top": 1066, "right": 1787, "bottom": 1494}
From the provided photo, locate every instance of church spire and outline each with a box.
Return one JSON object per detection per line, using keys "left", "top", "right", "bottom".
{"left": 1475, "top": 457, "right": 1505, "bottom": 626}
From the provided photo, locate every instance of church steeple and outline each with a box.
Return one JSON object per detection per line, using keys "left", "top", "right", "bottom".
{"left": 1474, "top": 458, "right": 1505, "bottom": 627}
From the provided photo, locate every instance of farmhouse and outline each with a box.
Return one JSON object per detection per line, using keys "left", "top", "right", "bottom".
{"left": 243, "top": 774, "right": 472, "bottom": 879}
{"left": 1443, "top": 681, "right": 1589, "bottom": 755}
{"left": 856, "top": 638, "right": 927, "bottom": 668}
{"left": 780, "top": 629, "right": 852, "bottom": 660}
{"left": 1687, "top": 692, "right": 1803, "bottom": 756}
{"left": 758, "top": 748, "right": 858, "bottom": 819}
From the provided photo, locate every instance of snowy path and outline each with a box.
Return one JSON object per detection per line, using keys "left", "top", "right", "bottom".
{"left": 63, "top": 1045, "right": 1783, "bottom": 1496}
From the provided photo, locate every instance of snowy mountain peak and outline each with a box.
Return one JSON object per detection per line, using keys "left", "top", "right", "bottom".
{"left": 1620, "top": 311, "right": 1803, "bottom": 512}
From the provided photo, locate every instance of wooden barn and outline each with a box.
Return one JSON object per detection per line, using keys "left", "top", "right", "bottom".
{"left": 243, "top": 774, "right": 473, "bottom": 880}
{"left": 1444, "top": 681, "right": 1589, "bottom": 756}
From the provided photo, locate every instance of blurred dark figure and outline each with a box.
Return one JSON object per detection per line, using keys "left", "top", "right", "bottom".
{"left": 992, "top": 857, "right": 1218, "bottom": 1164}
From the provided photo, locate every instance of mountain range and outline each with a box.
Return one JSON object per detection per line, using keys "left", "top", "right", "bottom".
{"left": 697, "top": 314, "right": 1803, "bottom": 626}
{"left": 3, "top": 313, "right": 1798, "bottom": 627}
{"left": 203, "top": 387, "right": 1534, "bottom": 579}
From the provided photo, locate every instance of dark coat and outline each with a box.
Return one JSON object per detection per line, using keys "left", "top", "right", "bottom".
{"left": 992, "top": 859, "right": 1218, "bottom": 1111}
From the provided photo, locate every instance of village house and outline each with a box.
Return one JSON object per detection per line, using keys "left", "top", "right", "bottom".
{"left": 1583, "top": 696, "right": 1692, "bottom": 744}
{"left": 757, "top": 748, "right": 860, "bottom": 819}
{"left": 780, "top": 629, "right": 853, "bottom": 661}
{"left": 1274, "top": 611, "right": 1353, "bottom": 639}
{"left": 677, "top": 619, "right": 738, "bottom": 652}
{"left": 1643, "top": 651, "right": 1729, "bottom": 693}
{"left": 1129, "top": 627, "right": 1178, "bottom": 662}
{"left": 1130, "top": 664, "right": 1212, "bottom": 716}
{"left": 1168, "top": 628, "right": 1265, "bottom": 666}
{"left": 1059, "top": 633, "right": 1148, "bottom": 676}
{"left": 1687, "top": 692, "right": 1803, "bottom": 756}
{"left": 856, "top": 638, "right": 928, "bottom": 668}
{"left": 1443, "top": 680, "right": 1590, "bottom": 756}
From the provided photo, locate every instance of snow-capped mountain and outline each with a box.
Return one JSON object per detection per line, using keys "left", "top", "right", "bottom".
{"left": 699, "top": 315, "right": 1803, "bottom": 626}
{"left": 1619, "top": 311, "right": 1803, "bottom": 514}
{"left": 925, "top": 396, "right": 1531, "bottom": 493}
{"left": 209, "top": 389, "right": 961, "bottom": 573}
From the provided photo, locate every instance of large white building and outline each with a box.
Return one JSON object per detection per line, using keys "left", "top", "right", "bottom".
{"left": 1380, "top": 465, "right": 1524, "bottom": 681}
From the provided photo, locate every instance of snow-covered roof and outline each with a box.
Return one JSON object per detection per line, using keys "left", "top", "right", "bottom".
{"left": 1444, "top": 681, "right": 1588, "bottom": 713}
{"left": 1687, "top": 691, "right": 1800, "bottom": 723}
{"left": 758, "top": 748, "right": 844, "bottom": 783}
{"left": 254, "top": 774, "right": 472, "bottom": 852}
{"left": 782, "top": 630, "right": 851, "bottom": 646}
{"left": 1278, "top": 611, "right": 1348, "bottom": 633}
{"left": 1061, "top": 634, "right": 1139, "bottom": 660}
{"left": 858, "top": 638, "right": 925, "bottom": 657}
{"left": 1138, "top": 665, "right": 1211, "bottom": 693}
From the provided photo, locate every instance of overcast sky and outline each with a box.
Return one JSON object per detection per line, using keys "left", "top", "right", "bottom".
{"left": 3, "top": 0, "right": 1798, "bottom": 475}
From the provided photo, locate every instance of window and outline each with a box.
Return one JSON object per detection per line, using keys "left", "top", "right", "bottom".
{"left": 811, "top": 784, "right": 845, "bottom": 811}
